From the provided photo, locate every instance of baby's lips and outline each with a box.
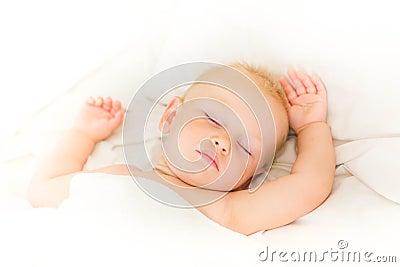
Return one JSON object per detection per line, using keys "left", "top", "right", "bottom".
{"left": 196, "top": 149, "right": 219, "bottom": 171}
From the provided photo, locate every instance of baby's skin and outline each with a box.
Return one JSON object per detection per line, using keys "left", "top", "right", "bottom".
{"left": 27, "top": 70, "right": 335, "bottom": 236}
{"left": 73, "top": 96, "right": 124, "bottom": 143}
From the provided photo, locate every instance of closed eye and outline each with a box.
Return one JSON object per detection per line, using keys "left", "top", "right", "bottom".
{"left": 238, "top": 142, "right": 252, "bottom": 156}
{"left": 205, "top": 113, "right": 222, "bottom": 127}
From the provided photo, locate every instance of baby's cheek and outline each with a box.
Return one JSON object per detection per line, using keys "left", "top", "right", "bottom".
{"left": 240, "top": 159, "right": 259, "bottom": 180}
{"left": 176, "top": 122, "right": 203, "bottom": 161}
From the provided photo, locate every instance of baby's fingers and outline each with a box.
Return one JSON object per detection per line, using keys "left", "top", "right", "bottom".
{"left": 103, "top": 96, "right": 113, "bottom": 111}
{"left": 311, "top": 74, "right": 326, "bottom": 95}
{"left": 87, "top": 96, "right": 95, "bottom": 105}
{"left": 296, "top": 70, "right": 317, "bottom": 94}
{"left": 288, "top": 69, "right": 306, "bottom": 95}
{"left": 109, "top": 109, "right": 124, "bottom": 129}
{"left": 113, "top": 100, "right": 121, "bottom": 110}
{"left": 279, "top": 77, "right": 297, "bottom": 105}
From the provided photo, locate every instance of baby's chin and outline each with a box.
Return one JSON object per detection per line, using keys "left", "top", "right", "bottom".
{"left": 158, "top": 155, "right": 248, "bottom": 191}
{"left": 175, "top": 170, "right": 248, "bottom": 192}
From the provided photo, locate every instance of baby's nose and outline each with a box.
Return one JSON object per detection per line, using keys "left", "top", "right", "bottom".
{"left": 211, "top": 136, "right": 230, "bottom": 155}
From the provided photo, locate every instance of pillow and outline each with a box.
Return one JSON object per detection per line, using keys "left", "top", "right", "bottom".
{"left": 343, "top": 138, "right": 400, "bottom": 204}
{"left": 154, "top": 0, "right": 400, "bottom": 140}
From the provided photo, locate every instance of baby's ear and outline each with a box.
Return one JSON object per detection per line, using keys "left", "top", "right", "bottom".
{"left": 159, "top": 96, "right": 183, "bottom": 133}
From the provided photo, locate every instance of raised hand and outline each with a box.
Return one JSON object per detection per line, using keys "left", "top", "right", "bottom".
{"left": 73, "top": 96, "right": 125, "bottom": 142}
{"left": 279, "top": 69, "right": 327, "bottom": 134}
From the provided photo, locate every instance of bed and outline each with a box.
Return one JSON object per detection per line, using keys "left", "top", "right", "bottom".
{"left": 1, "top": 1, "right": 399, "bottom": 266}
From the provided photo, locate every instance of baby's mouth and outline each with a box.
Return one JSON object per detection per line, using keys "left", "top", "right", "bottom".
{"left": 195, "top": 149, "right": 219, "bottom": 171}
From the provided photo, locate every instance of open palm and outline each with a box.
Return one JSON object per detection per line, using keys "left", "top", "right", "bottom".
{"left": 280, "top": 70, "right": 327, "bottom": 134}
{"left": 73, "top": 96, "right": 124, "bottom": 142}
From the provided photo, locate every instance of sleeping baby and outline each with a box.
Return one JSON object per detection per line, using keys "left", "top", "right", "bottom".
{"left": 26, "top": 63, "right": 335, "bottom": 236}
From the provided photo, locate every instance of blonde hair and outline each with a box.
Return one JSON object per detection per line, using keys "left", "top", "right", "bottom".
{"left": 230, "top": 62, "right": 289, "bottom": 151}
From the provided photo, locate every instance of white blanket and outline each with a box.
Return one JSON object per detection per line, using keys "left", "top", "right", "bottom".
{"left": 2, "top": 169, "right": 398, "bottom": 267}
{"left": 1, "top": 173, "right": 262, "bottom": 267}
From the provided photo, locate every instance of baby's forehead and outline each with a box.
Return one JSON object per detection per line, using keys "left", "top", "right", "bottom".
{"left": 183, "top": 82, "right": 270, "bottom": 121}
{"left": 184, "top": 65, "right": 267, "bottom": 98}
{"left": 184, "top": 84, "right": 247, "bottom": 112}
{"left": 183, "top": 84, "right": 263, "bottom": 133}
{"left": 184, "top": 81, "right": 266, "bottom": 101}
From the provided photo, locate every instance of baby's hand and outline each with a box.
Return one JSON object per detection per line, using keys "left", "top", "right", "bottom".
{"left": 73, "top": 96, "right": 124, "bottom": 142}
{"left": 280, "top": 70, "right": 327, "bottom": 134}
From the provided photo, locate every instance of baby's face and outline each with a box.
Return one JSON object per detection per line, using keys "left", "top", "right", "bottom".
{"left": 160, "top": 83, "right": 268, "bottom": 191}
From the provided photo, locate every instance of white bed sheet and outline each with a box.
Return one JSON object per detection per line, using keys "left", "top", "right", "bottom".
{"left": 1, "top": 167, "right": 399, "bottom": 267}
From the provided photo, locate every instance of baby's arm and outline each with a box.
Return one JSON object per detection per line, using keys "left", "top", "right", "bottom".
{"left": 26, "top": 97, "right": 125, "bottom": 207}
{"left": 213, "top": 70, "right": 335, "bottom": 235}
